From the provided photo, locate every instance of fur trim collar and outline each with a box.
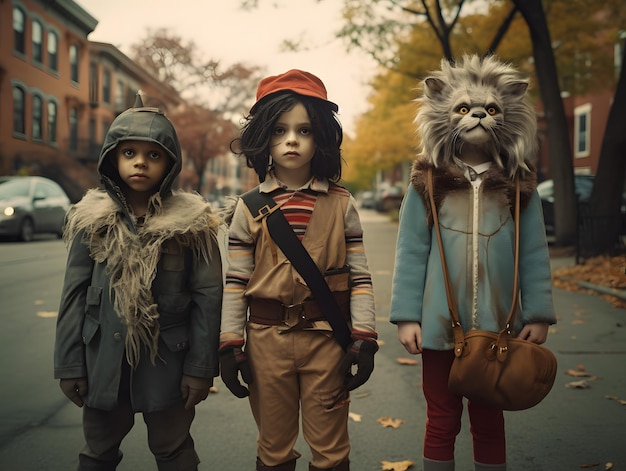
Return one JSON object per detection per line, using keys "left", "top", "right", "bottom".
{"left": 64, "top": 189, "right": 221, "bottom": 365}
{"left": 410, "top": 158, "right": 537, "bottom": 226}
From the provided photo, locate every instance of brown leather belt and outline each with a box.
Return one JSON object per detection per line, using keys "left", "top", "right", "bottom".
{"left": 249, "top": 291, "right": 350, "bottom": 327}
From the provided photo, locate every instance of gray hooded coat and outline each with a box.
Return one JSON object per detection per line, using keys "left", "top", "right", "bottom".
{"left": 54, "top": 105, "right": 223, "bottom": 412}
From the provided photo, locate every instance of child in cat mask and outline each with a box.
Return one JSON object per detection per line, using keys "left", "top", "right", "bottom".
{"left": 390, "top": 55, "right": 556, "bottom": 471}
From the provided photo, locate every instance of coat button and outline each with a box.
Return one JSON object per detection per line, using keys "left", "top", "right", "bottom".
{"left": 113, "top": 332, "right": 122, "bottom": 341}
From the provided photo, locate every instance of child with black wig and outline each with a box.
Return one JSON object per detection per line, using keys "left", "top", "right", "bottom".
{"left": 219, "top": 70, "right": 378, "bottom": 471}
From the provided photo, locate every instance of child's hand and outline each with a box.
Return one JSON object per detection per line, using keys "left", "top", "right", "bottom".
{"left": 397, "top": 321, "right": 422, "bottom": 354}
{"left": 59, "top": 377, "right": 88, "bottom": 407}
{"left": 180, "top": 375, "right": 212, "bottom": 410}
{"left": 339, "top": 339, "right": 378, "bottom": 391}
{"left": 219, "top": 343, "right": 253, "bottom": 398}
{"left": 517, "top": 322, "right": 549, "bottom": 344}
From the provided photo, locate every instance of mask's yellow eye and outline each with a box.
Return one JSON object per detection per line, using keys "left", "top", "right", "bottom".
{"left": 487, "top": 107, "right": 498, "bottom": 115}
{"left": 458, "top": 106, "right": 470, "bottom": 115}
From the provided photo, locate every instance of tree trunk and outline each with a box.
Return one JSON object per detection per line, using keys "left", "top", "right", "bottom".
{"left": 514, "top": 0, "right": 577, "bottom": 245}
{"left": 586, "top": 37, "right": 626, "bottom": 254}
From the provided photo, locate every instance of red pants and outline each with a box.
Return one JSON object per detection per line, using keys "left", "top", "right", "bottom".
{"left": 421, "top": 349, "right": 506, "bottom": 464}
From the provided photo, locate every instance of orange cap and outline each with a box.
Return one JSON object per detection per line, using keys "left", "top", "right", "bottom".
{"left": 251, "top": 69, "right": 338, "bottom": 114}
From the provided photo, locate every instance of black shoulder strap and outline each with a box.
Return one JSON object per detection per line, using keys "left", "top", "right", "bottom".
{"left": 241, "top": 187, "right": 352, "bottom": 350}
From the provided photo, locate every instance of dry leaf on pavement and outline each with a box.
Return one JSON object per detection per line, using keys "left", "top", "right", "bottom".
{"left": 348, "top": 412, "right": 362, "bottom": 422}
{"left": 377, "top": 417, "right": 404, "bottom": 428}
{"left": 605, "top": 463, "right": 614, "bottom": 470}
{"left": 579, "top": 464, "right": 600, "bottom": 468}
{"left": 565, "top": 380, "right": 591, "bottom": 389}
{"left": 381, "top": 460, "right": 414, "bottom": 470}
{"left": 396, "top": 357, "right": 418, "bottom": 365}
{"left": 605, "top": 395, "right": 626, "bottom": 405}
{"left": 565, "top": 369, "right": 592, "bottom": 377}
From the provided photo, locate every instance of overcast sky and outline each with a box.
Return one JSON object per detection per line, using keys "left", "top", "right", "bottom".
{"left": 78, "top": 0, "right": 377, "bottom": 134}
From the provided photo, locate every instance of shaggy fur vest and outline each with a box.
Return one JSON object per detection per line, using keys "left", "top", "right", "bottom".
{"left": 63, "top": 189, "right": 221, "bottom": 366}
{"left": 409, "top": 158, "right": 537, "bottom": 226}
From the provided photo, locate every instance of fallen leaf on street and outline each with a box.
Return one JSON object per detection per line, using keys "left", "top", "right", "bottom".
{"left": 605, "top": 463, "right": 614, "bottom": 470}
{"left": 209, "top": 386, "right": 218, "bottom": 394}
{"left": 579, "top": 464, "right": 600, "bottom": 468}
{"left": 572, "top": 319, "right": 586, "bottom": 325}
{"left": 566, "top": 380, "right": 591, "bottom": 389}
{"left": 353, "top": 392, "right": 370, "bottom": 399}
{"left": 565, "top": 368, "right": 592, "bottom": 377}
{"left": 349, "top": 412, "right": 362, "bottom": 422}
{"left": 381, "top": 460, "right": 414, "bottom": 470}
{"left": 377, "top": 417, "right": 404, "bottom": 428}
{"left": 396, "top": 357, "right": 418, "bottom": 365}
{"left": 37, "top": 311, "right": 58, "bottom": 318}
{"left": 551, "top": 254, "right": 626, "bottom": 309}
{"left": 605, "top": 395, "right": 626, "bottom": 405}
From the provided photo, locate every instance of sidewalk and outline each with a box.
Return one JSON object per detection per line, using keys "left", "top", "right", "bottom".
{"left": 531, "top": 254, "right": 626, "bottom": 470}
{"left": 0, "top": 249, "right": 624, "bottom": 470}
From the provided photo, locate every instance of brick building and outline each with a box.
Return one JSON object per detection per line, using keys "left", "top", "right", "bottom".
{"left": 0, "top": 0, "right": 182, "bottom": 202}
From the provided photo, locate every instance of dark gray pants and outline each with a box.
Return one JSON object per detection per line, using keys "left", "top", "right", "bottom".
{"left": 77, "top": 362, "right": 199, "bottom": 471}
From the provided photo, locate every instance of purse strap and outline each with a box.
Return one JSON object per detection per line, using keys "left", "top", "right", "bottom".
{"left": 240, "top": 188, "right": 353, "bottom": 351}
{"left": 427, "top": 168, "right": 521, "bottom": 355}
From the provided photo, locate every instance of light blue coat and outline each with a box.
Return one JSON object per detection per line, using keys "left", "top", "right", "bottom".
{"left": 390, "top": 162, "right": 556, "bottom": 351}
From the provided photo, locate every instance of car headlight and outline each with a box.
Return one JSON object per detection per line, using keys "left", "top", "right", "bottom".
{"left": 4, "top": 206, "right": 15, "bottom": 216}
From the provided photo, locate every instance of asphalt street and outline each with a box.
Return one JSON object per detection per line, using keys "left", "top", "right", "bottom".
{"left": 0, "top": 209, "right": 624, "bottom": 471}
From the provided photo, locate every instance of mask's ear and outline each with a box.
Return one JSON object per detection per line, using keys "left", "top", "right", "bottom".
{"left": 423, "top": 77, "right": 446, "bottom": 99}
{"left": 504, "top": 81, "right": 529, "bottom": 99}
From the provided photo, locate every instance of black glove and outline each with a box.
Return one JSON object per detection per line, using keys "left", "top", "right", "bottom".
{"left": 339, "top": 339, "right": 378, "bottom": 391}
{"left": 219, "top": 343, "right": 253, "bottom": 398}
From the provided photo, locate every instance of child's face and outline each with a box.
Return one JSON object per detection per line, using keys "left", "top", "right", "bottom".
{"left": 269, "top": 102, "right": 316, "bottom": 183}
{"left": 114, "top": 140, "right": 170, "bottom": 194}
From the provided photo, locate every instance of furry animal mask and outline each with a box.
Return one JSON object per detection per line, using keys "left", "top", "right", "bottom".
{"left": 415, "top": 54, "right": 537, "bottom": 178}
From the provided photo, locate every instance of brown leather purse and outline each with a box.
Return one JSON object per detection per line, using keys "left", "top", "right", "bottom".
{"left": 427, "top": 168, "right": 557, "bottom": 411}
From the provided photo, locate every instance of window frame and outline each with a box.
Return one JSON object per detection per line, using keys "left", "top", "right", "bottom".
{"left": 47, "top": 30, "right": 58, "bottom": 72}
{"left": 69, "top": 44, "right": 79, "bottom": 83}
{"left": 13, "top": 6, "right": 26, "bottom": 55}
{"left": 573, "top": 103, "right": 591, "bottom": 159}
{"left": 48, "top": 100, "right": 58, "bottom": 144}
{"left": 13, "top": 85, "right": 26, "bottom": 136}
{"left": 32, "top": 94, "right": 43, "bottom": 140}
{"left": 32, "top": 19, "right": 43, "bottom": 63}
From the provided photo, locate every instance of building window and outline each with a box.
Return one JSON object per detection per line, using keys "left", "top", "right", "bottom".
{"left": 13, "top": 7, "right": 26, "bottom": 54}
{"left": 115, "top": 79, "right": 125, "bottom": 109}
{"left": 33, "top": 95, "right": 43, "bottom": 140}
{"left": 69, "top": 108, "right": 78, "bottom": 151}
{"left": 102, "top": 121, "right": 110, "bottom": 142}
{"left": 69, "top": 44, "right": 79, "bottom": 83}
{"left": 48, "top": 31, "right": 58, "bottom": 71}
{"left": 574, "top": 104, "right": 591, "bottom": 158}
{"left": 103, "top": 70, "right": 111, "bottom": 103}
{"left": 32, "top": 20, "right": 43, "bottom": 63}
{"left": 48, "top": 101, "right": 57, "bottom": 143}
{"left": 13, "top": 86, "right": 26, "bottom": 135}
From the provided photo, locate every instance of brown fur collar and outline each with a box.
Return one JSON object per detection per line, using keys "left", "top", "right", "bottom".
{"left": 410, "top": 158, "right": 537, "bottom": 226}
{"left": 64, "top": 189, "right": 221, "bottom": 366}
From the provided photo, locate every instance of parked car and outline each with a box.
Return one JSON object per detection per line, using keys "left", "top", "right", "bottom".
{"left": 375, "top": 185, "right": 405, "bottom": 212}
{"left": 537, "top": 174, "right": 626, "bottom": 237}
{"left": 537, "top": 175, "right": 595, "bottom": 236}
{"left": 0, "top": 176, "right": 70, "bottom": 242}
{"left": 359, "top": 190, "right": 377, "bottom": 209}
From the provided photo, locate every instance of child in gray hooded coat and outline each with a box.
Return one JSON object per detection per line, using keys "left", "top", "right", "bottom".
{"left": 54, "top": 96, "right": 223, "bottom": 471}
